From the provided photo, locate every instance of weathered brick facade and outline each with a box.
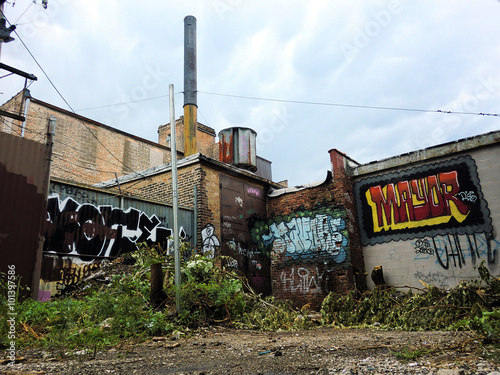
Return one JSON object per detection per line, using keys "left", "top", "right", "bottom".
{"left": 158, "top": 117, "right": 218, "bottom": 158}
{"left": 1, "top": 91, "right": 172, "bottom": 186}
{"left": 264, "top": 150, "right": 367, "bottom": 309}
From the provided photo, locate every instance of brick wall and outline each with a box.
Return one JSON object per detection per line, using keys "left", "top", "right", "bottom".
{"left": 158, "top": 117, "right": 218, "bottom": 158}
{"left": 265, "top": 150, "right": 367, "bottom": 309}
{"left": 1, "top": 91, "right": 172, "bottom": 186}
{"left": 117, "top": 161, "right": 223, "bottom": 249}
{"left": 329, "top": 149, "right": 367, "bottom": 291}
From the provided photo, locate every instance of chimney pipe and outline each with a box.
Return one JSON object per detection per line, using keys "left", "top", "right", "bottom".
{"left": 183, "top": 15, "right": 197, "bottom": 156}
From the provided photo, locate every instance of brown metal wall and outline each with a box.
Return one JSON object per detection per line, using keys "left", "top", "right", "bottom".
{"left": 0, "top": 131, "right": 49, "bottom": 300}
{"left": 219, "top": 175, "right": 270, "bottom": 295}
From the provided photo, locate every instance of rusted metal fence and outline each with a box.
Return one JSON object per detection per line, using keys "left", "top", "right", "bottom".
{"left": 0, "top": 131, "right": 50, "bottom": 300}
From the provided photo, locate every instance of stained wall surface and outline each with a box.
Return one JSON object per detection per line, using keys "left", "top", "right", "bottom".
{"left": 353, "top": 136, "right": 500, "bottom": 290}
{"left": 0, "top": 132, "right": 49, "bottom": 299}
{"left": 2, "top": 92, "right": 171, "bottom": 186}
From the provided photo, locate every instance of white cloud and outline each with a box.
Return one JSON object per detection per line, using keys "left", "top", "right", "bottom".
{"left": 1, "top": 0, "right": 499, "bottom": 186}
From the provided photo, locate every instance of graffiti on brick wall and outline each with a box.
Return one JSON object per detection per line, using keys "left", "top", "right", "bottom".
{"left": 226, "top": 240, "right": 262, "bottom": 270}
{"left": 251, "top": 207, "right": 349, "bottom": 265}
{"left": 413, "top": 232, "right": 499, "bottom": 270}
{"left": 280, "top": 266, "right": 323, "bottom": 294}
{"left": 201, "top": 224, "right": 220, "bottom": 258}
{"left": 354, "top": 156, "right": 492, "bottom": 245}
{"left": 44, "top": 195, "right": 186, "bottom": 259}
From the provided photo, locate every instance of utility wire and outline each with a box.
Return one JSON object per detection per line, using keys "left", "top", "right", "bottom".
{"left": 6, "top": 16, "right": 150, "bottom": 181}
{"left": 76, "top": 94, "right": 172, "bottom": 112}
{"left": 197, "top": 90, "right": 500, "bottom": 118}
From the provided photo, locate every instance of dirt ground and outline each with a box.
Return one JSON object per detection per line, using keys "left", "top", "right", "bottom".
{"left": 2, "top": 327, "right": 499, "bottom": 375}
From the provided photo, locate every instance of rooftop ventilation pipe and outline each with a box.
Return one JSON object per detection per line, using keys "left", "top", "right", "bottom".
{"left": 183, "top": 15, "right": 197, "bottom": 156}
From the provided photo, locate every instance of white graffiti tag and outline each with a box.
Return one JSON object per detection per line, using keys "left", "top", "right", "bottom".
{"left": 201, "top": 224, "right": 220, "bottom": 258}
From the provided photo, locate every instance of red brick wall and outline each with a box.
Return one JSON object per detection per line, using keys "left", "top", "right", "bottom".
{"left": 328, "top": 149, "right": 367, "bottom": 291}
{"left": 264, "top": 150, "right": 367, "bottom": 309}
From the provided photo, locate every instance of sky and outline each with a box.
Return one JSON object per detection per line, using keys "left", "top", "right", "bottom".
{"left": 1, "top": 0, "right": 500, "bottom": 187}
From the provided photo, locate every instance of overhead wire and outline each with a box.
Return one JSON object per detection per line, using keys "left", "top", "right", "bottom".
{"left": 4, "top": 14, "right": 150, "bottom": 182}
{"left": 75, "top": 94, "right": 171, "bottom": 112}
{"left": 197, "top": 90, "right": 500, "bottom": 118}
{"left": 12, "top": 1, "right": 34, "bottom": 24}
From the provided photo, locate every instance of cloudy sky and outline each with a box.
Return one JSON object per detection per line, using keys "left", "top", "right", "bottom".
{"left": 2, "top": 0, "right": 499, "bottom": 186}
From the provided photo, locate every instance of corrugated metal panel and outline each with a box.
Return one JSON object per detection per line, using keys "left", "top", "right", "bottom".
{"left": 0, "top": 132, "right": 49, "bottom": 300}
{"left": 46, "top": 180, "right": 194, "bottom": 257}
{"left": 256, "top": 156, "right": 272, "bottom": 180}
{"left": 40, "top": 180, "right": 194, "bottom": 299}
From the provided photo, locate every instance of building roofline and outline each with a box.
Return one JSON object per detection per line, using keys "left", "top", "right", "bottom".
{"left": 94, "top": 152, "right": 282, "bottom": 189}
{"left": 267, "top": 170, "right": 333, "bottom": 198}
{"left": 353, "top": 129, "right": 500, "bottom": 176}
{"left": 30, "top": 97, "right": 170, "bottom": 151}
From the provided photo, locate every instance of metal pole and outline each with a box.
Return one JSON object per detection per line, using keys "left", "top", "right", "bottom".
{"left": 183, "top": 15, "right": 197, "bottom": 156}
{"left": 170, "top": 83, "right": 181, "bottom": 313}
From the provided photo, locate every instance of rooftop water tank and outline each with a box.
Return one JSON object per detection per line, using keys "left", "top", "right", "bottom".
{"left": 218, "top": 127, "right": 257, "bottom": 172}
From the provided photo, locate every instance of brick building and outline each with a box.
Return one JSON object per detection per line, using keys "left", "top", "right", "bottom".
{"left": 2, "top": 89, "right": 498, "bottom": 307}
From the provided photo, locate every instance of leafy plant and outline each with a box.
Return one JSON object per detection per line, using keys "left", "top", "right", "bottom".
{"left": 392, "top": 345, "right": 434, "bottom": 360}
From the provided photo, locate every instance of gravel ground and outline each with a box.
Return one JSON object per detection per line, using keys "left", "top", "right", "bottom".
{"left": 1, "top": 327, "right": 499, "bottom": 375}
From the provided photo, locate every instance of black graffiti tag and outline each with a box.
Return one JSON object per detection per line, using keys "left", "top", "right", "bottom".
{"left": 44, "top": 195, "right": 181, "bottom": 259}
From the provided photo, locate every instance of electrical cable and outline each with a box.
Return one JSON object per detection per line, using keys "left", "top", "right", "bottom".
{"left": 13, "top": 1, "right": 34, "bottom": 24}
{"left": 5, "top": 14, "right": 149, "bottom": 181}
{"left": 197, "top": 90, "right": 500, "bottom": 118}
{"left": 76, "top": 94, "right": 170, "bottom": 112}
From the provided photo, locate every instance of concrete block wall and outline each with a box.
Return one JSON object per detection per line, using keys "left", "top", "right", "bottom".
{"left": 353, "top": 136, "right": 500, "bottom": 290}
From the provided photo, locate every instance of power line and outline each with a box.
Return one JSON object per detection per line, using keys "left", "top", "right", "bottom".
{"left": 197, "top": 90, "right": 500, "bottom": 118}
{"left": 75, "top": 94, "right": 172, "bottom": 112}
{"left": 6, "top": 16, "right": 150, "bottom": 180}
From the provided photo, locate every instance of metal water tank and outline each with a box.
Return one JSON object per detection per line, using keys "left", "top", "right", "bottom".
{"left": 218, "top": 127, "right": 257, "bottom": 172}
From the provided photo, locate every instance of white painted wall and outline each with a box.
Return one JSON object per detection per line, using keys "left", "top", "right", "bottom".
{"left": 360, "top": 145, "right": 500, "bottom": 290}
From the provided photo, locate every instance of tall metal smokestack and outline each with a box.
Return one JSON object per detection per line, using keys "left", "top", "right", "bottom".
{"left": 184, "top": 15, "right": 197, "bottom": 156}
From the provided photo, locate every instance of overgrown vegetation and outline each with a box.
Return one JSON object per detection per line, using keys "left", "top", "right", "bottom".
{"left": 1, "top": 245, "right": 498, "bottom": 359}
{"left": 322, "top": 263, "right": 498, "bottom": 330}
{"left": 0, "top": 245, "right": 309, "bottom": 355}
{"left": 321, "top": 262, "right": 499, "bottom": 359}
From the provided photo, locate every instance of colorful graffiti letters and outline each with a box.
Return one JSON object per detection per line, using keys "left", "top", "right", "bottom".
{"left": 355, "top": 156, "right": 493, "bottom": 245}
{"left": 255, "top": 210, "right": 348, "bottom": 264}
{"left": 366, "top": 171, "right": 471, "bottom": 232}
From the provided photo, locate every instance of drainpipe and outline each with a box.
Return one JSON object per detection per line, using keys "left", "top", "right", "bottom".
{"left": 21, "top": 90, "right": 31, "bottom": 138}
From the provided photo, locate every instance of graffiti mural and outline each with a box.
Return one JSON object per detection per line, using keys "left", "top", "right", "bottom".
{"left": 280, "top": 266, "right": 323, "bottom": 294}
{"left": 412, "top": 232, "right": 499, "bottom": 269}
{"left": 413, "top": 270, "right": 449, "bottom": 289}
{"left": 201, "top": 224, "right": 220, "bottom": 258}
{"left": 354, "top": 156, "right": 492, "bottom": 246}
{"left": 251, "top": 207, "right": 349, "bottom": 266}
{"left": 44, "top": 194, "right": 186, "bottom": 260}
